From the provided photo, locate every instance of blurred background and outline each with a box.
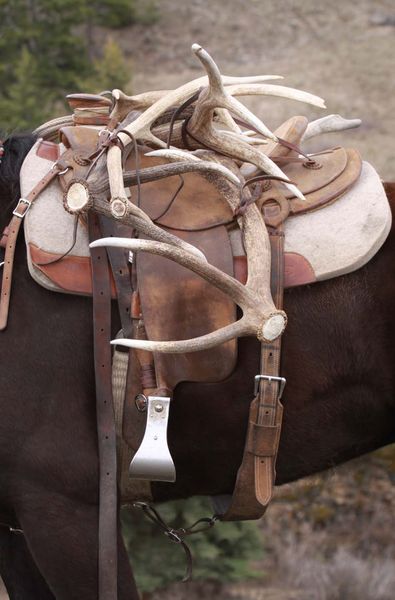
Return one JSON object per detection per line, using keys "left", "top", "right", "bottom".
{"left": 1, "top": 1, "right": 395, "bottom": 598}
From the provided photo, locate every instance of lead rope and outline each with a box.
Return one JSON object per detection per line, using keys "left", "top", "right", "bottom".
{"left": 133, "top": 502, "right": 219, "bottom": 582}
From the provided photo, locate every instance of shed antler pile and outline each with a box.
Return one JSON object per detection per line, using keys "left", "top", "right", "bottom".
{"left": 60, "top": 43, "right": 359, "bottom": 353}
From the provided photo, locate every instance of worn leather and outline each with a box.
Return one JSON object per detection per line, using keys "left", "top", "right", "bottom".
{"left": 89, "top": 214, "right": 119, "bottom": 600}
{"left": 221, "top": 216, "right": 285, "bottom": 521}
{"left": 128, "top": 150, "right": 234, "bottom": 231}
{"left": 29, "top": 244, "right": 118, "bottom": 297}
{"left": 263, "top": 115, "right": 308, "bottom": 158}
{"left": 137, "top": 226, "right": 237, "bottom": 388}
{"left": 36, "top": 140, "right": 60, "bottom": 162}
{"left": 258, "top": 148, "right": 362, "bottom": 220}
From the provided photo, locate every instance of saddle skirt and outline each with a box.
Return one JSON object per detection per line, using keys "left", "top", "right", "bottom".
{"left": 21, "top": 139, "right": 392, "bottom": 295}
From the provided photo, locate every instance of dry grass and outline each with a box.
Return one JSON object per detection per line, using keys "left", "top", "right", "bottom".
{"left": 279, "top": 541, "right": 395, "bottom": 600}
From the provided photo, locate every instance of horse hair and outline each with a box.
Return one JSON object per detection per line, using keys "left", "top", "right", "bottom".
{"left": 0, "top": 134, "right": 36, "bottom": 217}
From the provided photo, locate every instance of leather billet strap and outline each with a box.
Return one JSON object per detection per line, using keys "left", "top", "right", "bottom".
{"left": 220, "top": 212, "right": 285, "bottom": 521}
{"left": 98, "top": 217, "right": 134, "bottom": 338}
{"left": 89, "top": 213, "right": 118, "bottom": 600}
{"left": 0, "top": 165, "right": 61, "bottom": 330}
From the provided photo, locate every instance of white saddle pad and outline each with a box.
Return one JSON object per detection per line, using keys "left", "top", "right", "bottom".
{"left": 20, "top": 140, "right": 392, "bottom": 293}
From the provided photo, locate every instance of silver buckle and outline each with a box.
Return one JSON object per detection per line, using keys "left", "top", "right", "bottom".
{"left": 12, "top": 198, "right": 31, "bottom": 219}
{"left": 254, "top": 374, "right": 286, "bottom": 399}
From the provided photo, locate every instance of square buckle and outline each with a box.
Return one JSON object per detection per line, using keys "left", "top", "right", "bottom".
{"left": 254, "top": 374, "right": 286, "bottom": 399}
{"left": 12, "top": 198, "right": 31, "bottom": 219}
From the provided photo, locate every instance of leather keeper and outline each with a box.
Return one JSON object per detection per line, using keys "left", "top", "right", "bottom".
{"left": 246, "top": 423, "right": 281, "bottom": 457}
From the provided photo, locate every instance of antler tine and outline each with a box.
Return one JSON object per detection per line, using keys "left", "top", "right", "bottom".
{"left": 218, "top": 130, "right": 269, "bottom": 145}
{"left": 110, "top": 74, "right": 284, "bottom": 122}
{"left": 110, "top": 320, "right": 247, "bottom": 354}
{"left": 187, "top": 105, "right": 306, "bottom": 201}
{"left": 92, "top": 196, "right": 206, "bottom": 260}
{"left": 145, "top": 149, "right": 241, "bottom": 185}
{"left": 302, "top": 114, "right": 362, "bottom": 142}
{"left": 90, "top": 237, "right": 287, "bottom": 352}
{"left": 192, "top": 44, "right": 277, "bottom": 141}
{"left": 225, "top": 83, "right": 326, "bottom": 108}
{"left": 107, "top": 47, "right": 287, "bottom": 202}
{"left": 89, "top": 159, "right": 242, "bottom": 197}
{"left": 185, "top": 45, "right": 306, "bottom": 200}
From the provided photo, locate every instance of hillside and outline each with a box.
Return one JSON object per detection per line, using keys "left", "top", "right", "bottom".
{"left": 97, "top": 0, "right": 394, "bottom": 178}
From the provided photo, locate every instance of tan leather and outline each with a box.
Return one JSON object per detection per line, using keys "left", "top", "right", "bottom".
{"left": 66, "top": 94, "right": 111, "bottom": 126}
{"left": 127, "top": 150, "right": 234, "bottom": 232}
{"left": 258, "top": 148, "right": 362, "bottom": 220}
{"left": 29, "top": 244, "right": 117, "bottom": 297}
{"left": 137, "top": 226, "right": 237, "bottom": 389}
{"left": 36, "top": 140, "right": 60, "bottom": 162}
{"left": 57, "top": 126, "right": 101, "bottom": 189}
{"left": 233, "top": 253, "right": 316, "bottom": 288}
{"left": 221, "top": 212, "right": 285, "bottom": 521}
{"left": 264, "top": 115, "right": 308, "bottom": 158}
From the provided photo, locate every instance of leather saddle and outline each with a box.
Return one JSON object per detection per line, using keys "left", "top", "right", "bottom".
{"left": 22, "top": 112, "right": 379, "bottom": 394}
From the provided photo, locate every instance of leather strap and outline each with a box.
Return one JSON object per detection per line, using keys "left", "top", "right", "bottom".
{"left": 98, "top": 217, "right": 134, "bottom": 338}
{"left": 220, "top": 210, "right": 285, "bottom": 521}
{"left": 89, "top": 214, "right": 118, "bottom": 600}
{"left": 0, "top": 166, "right": 61, "bottom": 330}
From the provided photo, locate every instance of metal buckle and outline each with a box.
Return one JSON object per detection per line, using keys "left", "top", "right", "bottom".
{"left": 12, "top": 198, "right": 31, "bottom": 219}
{"left": 254, "top": 374, "right": 286, "bottom": 399}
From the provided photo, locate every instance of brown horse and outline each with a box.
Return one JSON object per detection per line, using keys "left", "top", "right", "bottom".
{"left": 0, "top": 133, "right": 394, "bottom": 599}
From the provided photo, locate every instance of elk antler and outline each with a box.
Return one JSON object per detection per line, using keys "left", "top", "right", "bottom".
{"left": 144, "top": 148, "right": 241, "bottom": 184}
{"left": 88, "top": 151, "right": 241, "bottom": 196}
{"left": 90, "top": 222, "right": 286, "bottom": 353}
{"left": 301, "top": 114, "right": 362, "bottom": 142}
{"left": 90, "top": 163, "right": 286, "bottom": 353}
{"left": 183, "top": 45, "right": 306, "bottom": 201}
{"left": 110, "top": 75, "right": 284, "bottom": 124}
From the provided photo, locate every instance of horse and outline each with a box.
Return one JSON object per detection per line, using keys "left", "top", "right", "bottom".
{"left": 0, "top": 132, "right": 394, "bottom": 600}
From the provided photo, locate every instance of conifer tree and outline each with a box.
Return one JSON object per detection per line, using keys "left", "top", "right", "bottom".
{"left": 0, "top": 0, "right": 136, "bottom": 132}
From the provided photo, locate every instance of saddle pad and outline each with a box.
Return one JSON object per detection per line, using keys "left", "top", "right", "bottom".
{"left": 21, "top": 141, "right": 391, "bottom": 293}
{"left": 283, "top": 160, "right": 391, "bottom": 284}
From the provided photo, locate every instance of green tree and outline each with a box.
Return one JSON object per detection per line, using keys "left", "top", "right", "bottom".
{"left": 86, "top": 38, "right": 132, "bottom": 93}
{"left": 92, "top": 0, "right": 137, "bottom": 27}
{"left": 0, "top": 0, "right": 155, "bottom": 132}
{"left": 0, "top": 47, "right": 49, "bottom": 132}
